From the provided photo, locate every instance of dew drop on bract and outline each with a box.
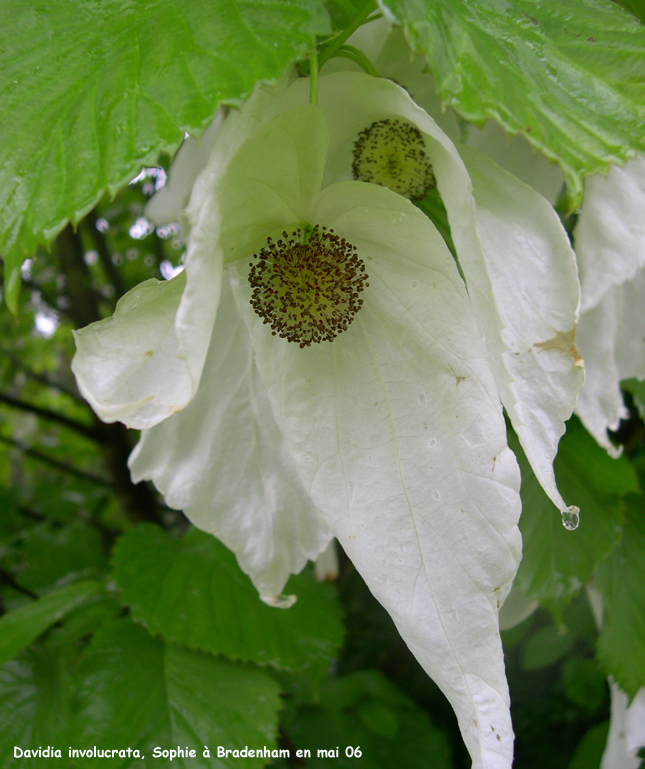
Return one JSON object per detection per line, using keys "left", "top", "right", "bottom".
{"left": 561, "top": 505, "right": 580, "bottom": 531}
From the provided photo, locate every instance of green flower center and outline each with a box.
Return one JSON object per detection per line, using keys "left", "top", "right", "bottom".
{"left": 352, "top": 119, "right": 436, "bottom": 200}
{"left": 248, "top": 225, "right": 369, "bottom": 348}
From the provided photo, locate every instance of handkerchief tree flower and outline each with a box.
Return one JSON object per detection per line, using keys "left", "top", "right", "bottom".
{"left": 2, "top": 1, "right": 645, "bottom": 766}
{"left": 377, "top": 23, "right": 645, "bottom": 764}
{"left": 357, "top": 26, "right": 645, "bottom": 763}
{"left": 72, "top": 71, "right": 532, "bottom": 768}
{"left": 324, "top": 18, "right": 585, "bottom": 524}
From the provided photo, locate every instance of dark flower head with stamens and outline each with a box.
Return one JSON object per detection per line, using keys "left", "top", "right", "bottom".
{"left": 352, "top": 119, "right": 436, "bottom": 200}
{"left": 248, "top": 225, "right": 369, "bottom": 348}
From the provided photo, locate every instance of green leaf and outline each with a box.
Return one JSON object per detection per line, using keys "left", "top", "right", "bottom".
{"left": 612, "top": 0, "right": 645, "bottom": 24}
{"left": 568, "top": 721, "right": 609, "bottom": 769}
{"left": 0, "top": 0, "right": 330, "bottom": 313}
{"left": 595, "top": 493, "right": 645, "bottom": 696}
{"left": 0, "top": 487, "right": 22, "bottom": 541}
{"left": 382, "top": 0, "right": 645, "bottom": 207}
{"left": 561, "top": 657, "right": 608, "bottom": 713}
{"left": 112, "top": 525, "right": 344, "bottom": 682}
{"left": 324, "top": 0, "right": 364, "bottom": 30}
{"left": 0, "top": 646, "right": 71, "bottom": 768}
{"left": 71, "top": 617, "right": 282, "bottom": 768}
{"left": 622, "top": 377, "right": 645, "bottom": 419}
{"left": 512, "top": 417, "right": 637, "bottom": 613}
{"left": 13, "top": 521, "right": 108, "bottom": 592}
{"left": 45, "top": 591, "right": 123, "bottom": 651}
{"left": 413, "top": 188, "right": 456, "bottom": 259}
{"left": 282, "top": 671, "right": 452, "bottom": 769}
{"left": 500, "top": 611, "right": 537, "bottom": 651}
{"left": 521, "top": 625, "right": 575, "bottom": 670}
{"left": 0, "top": 580, "right": 101, "bottom": 667}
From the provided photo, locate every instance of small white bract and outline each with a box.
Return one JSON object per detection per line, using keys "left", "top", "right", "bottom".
{"left": 573, "top": 156, "right": 645, "bottom": 454}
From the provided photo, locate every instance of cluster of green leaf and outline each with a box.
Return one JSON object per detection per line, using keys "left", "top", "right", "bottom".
{"left": 509, "top": 413, "right": 645, "bottom": 703}
{"left": 0, "top": 493, "right": 349, "bottom": 767}
{"left": 502, "top": 597, "right": 611, "bottom": 769}
{"left": 2, "top": 0, "right": 645, "bottom": 309}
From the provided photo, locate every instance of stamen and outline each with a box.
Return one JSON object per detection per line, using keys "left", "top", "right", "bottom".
{"left": 248, "top": 225, "right": 369, "bottom": 348}
{"left": 352, "top": 119, "right": 436, "bottom": 200}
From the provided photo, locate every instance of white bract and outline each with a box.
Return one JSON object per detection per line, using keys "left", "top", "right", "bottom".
{"left": 602, "top": 683, "right": 645, "bottom": 769}
{"left": 145, "top": 109, "right": 225, "bottom": 237}
{"left": 73, "top": 72, "right": 526, "bottom": 768}
{"left": 587, "top": 586, "right": 645, "bottom": 768}
{"left": 329, "top": 20, "right": 584, "bottom": 517}
{"left": 574, "top": 156, "right": 645, "bottom": 453}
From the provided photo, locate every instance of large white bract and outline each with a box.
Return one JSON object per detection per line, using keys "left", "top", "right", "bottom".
{"left": 71, "top": 68, "right": 587, "bottom": 768}
{"left": 329, "top": 19, "right": 584, "bottom": 519}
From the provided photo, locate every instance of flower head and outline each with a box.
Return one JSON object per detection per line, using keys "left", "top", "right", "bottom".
{"left": 352, "top": 119, "right": 436, "bottom": 199}
{"left": 248, "top": 225, "right": 368, "bottom": 347}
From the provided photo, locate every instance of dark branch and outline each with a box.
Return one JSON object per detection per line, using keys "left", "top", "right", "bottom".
{"left": 0, "top": 568, "right": 39, "bottom": 600}
{"left": 94, "top": 422, "right": 163, "bottom": 524}
{"left": 0, "top": 434, "right": 114, "bottom": 488}
{"left": 0, "top": 392, "right": 100, "bottom": 441}
{"left": 18, "top": 507, "right": 47, "bottom": 522}
{"left": 21, "top": 277, "right": 76, "bottom": 326}
{"left": 56, "top": 224, "right": 104, "bottom": 327}
{"left": 85, "top": 210, "right": 127, "bottom": 300}
{"left": 0, "top": 347, "right": 85, "bottom": 404}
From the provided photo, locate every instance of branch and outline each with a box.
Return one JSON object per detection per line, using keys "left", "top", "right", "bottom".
{"left": 85, "top": 210, "right": 127, "bottom": 300}
{"left": 0, "top": 392, "right": 100, "bottom": 441}
{"left": 18, "top": 507, "right": 47, "bottom": 522}
{"left": 0, "top": 568, "right": 39, "bottom": 600}
{"left": 20, "top": 276, "right": 73, "bottom": 323}
{"left": 56, "top": 224, "right": 104, "bottom": 328}
{"left": 96, "top": 422, "right": 163, "bottom": 524}
{"left": 0, "top": 347, "right": 85, "bottom": 404}
{"left": 0, "top": 434, "right": 114, "bottom": 488}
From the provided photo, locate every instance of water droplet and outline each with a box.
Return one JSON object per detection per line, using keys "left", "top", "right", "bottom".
{"left": 428, "top": 438, "right": 437, "bottom": 448}
{"left": 410, "top": 280, "right": 418, "bottom": 289}
{"left": 561, "top": 505, "right": 580, "bottom": 531}
{"left": 432, "top": 490, "right": 441, "bottom": 501}
{"left": 417, "top": 392, "right": 427, "bottom": 406}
